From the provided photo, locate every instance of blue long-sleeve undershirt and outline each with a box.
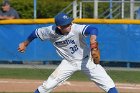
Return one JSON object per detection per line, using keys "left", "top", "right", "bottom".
{"left": 84, "top": 25, "right": 98, "bottom": 36}
{"left": 27, "top": 30, "right": 37, "bottom": 42}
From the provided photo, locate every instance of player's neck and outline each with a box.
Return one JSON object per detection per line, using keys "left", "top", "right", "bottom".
{"left": 60, "top": 30, "right": 69, "bottom": 35}
{"left": 55, "top": 27, "right": 65, "bottom": 35}
{"left": 56, "top": 27, "right": 69, "bottom": 35}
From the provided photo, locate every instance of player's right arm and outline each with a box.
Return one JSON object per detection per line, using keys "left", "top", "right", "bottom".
{"left": 18, "top": 30, "right": 37, "bottom": 53}
{"left": 18, "top": 27, "right": 51, "bottom": 53}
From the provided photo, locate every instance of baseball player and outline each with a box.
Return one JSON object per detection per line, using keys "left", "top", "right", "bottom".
{"left": 18, "top": 12, "right": 118, "bottom": 93}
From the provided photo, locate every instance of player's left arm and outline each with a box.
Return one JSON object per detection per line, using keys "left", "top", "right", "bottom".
{"left": 84, "top": 25, "right": 100, "bottom": 64}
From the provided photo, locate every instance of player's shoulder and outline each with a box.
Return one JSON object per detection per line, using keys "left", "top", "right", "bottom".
{"left": 38, "top": 25, "right": 56, "bottom": 32}
{"left": 71, "top": 23, "right": 89, "bottom": 31}
{"left": 45, "top": 25, "right": 56, "bottom": 31}
{"left": 72, "top": 23, "right": 87, "bottom": 26}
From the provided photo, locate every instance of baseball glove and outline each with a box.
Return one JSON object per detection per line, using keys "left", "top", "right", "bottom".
{"left": 90, "top": 42, "right": 100, "bottom": 64}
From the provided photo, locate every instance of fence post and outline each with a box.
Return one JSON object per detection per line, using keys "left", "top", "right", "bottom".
{"left": 109, "top": 0, "right": 113, "bottom": 19}
{"left": 34, "top": 0, "right": 37, "bottom": 19}
{"left": 94, "top": 0, "right": 98, "bottom": 18}
{"left": 130, "top": 0, "right": 134, "bottom": 19}
{"left": 73, "top": 0, "right": 77, "bottom": 18}
{"left": 127, "top": 62, "right": 130, "bottom": 68}
{"left": 121, "top": 0, "right": 124, "bottom": 19}
{"left": 79, "top": 2, "right": 82, "bottom": 18}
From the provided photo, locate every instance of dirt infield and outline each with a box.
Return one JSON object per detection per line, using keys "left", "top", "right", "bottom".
{"left": 0, "top": 79, "right": 140, "bottom": 93}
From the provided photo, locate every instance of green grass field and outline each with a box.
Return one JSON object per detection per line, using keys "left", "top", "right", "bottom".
{"left": 0, "top": 67, "right": 139, "bottom": 93}
{"left": 0, "top": 68, "right": 140, "bottom": 83}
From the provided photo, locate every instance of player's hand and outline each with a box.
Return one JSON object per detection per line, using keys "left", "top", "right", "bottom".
{"left": 18, "top": 41, "right": 29, "bottom": 53}
{"left": 90, "top": 42, "right": 100, "bottom": 64}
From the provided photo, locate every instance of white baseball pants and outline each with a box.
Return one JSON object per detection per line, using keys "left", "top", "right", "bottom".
{"left": 38, "top": 56, "right": 115, "bottom": 93}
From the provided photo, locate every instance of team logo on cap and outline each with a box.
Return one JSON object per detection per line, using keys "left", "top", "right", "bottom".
{"left": 63, "top": 15, "right": 69, "bottom": 19}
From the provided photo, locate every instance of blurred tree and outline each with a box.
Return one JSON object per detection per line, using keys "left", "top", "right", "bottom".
{"left": 0, "top": 0, "right": 72, "bottom": 19}
{"left": 0, "top": 0, "right": 110, "bottom": 19}
{"left": 37, "top": 0, "right": 72, "bottom": 18}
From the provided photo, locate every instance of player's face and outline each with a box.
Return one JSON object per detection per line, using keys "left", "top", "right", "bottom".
{"left": 58, "top": 23, "right": 72, "bottom": 34}
{"left": 2, "top": 5, "right": 10, "bottom": 11}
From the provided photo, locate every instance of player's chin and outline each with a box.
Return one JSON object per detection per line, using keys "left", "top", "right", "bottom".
{"left": 66, "top": 30, "right": 71, "bottom": 34}
{"left": 64, "top": 28, "right": 71, "bottom": 32}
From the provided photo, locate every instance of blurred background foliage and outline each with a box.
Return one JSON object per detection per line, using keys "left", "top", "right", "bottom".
{"left": 0, "top": 0, "right": 109, "bottom": 19}
{"left": 0, "top": 0, "right": 73, "bottom": 19}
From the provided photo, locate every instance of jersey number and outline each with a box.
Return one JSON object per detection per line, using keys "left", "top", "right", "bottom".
{"left": 69, "top": 45, "right": 78, "bottom": 54}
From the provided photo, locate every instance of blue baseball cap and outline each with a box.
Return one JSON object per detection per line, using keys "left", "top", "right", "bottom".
{"left": 55, "top": 12, "right": 74, "bottom": 26}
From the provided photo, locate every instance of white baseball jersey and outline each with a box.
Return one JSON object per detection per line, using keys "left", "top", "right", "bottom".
{"left": 35, "top": 23, "right": 90, "bottom": 61}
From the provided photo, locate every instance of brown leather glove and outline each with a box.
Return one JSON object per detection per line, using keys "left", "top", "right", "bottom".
{"left": 90, "top": 42, "right": 100, "bottom": 64}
